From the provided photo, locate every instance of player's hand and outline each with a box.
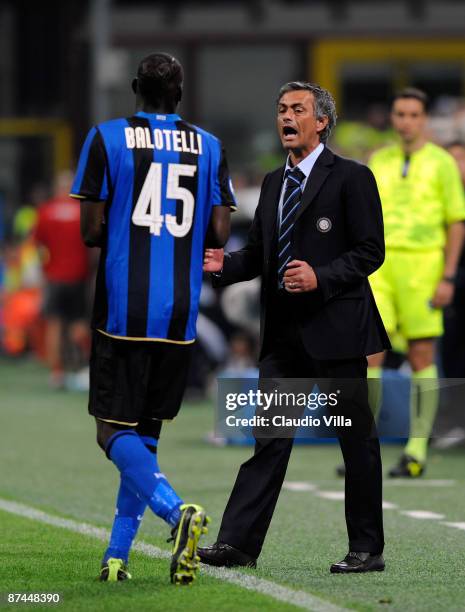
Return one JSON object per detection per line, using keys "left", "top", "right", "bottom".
{"left": 283, "top": 260, "right": 318, "bottom": 293}
{"left": 203, "top": 248, "right": 224, "bottom": 273}
{"left": 431, "top": 279, "right": 455, "bottom": 309}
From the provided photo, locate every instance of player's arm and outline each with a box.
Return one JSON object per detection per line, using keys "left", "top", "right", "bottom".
{"left": 205, "top": 145, "right": 235, "bottom": 249}
{"left": 444, "top": 221, "right": 465, "bottom": 279}
{"left": 432, "top": 156, "right": 465, "bottom": 307}
{"left": 431, "top": 221, "right": 465, "bottom": 308}
{"left": 205, "top": 189, "right": 265, "bottom": 285}
{"left": 80, "top": 200, "right": 106, "bottom": 247}
{"left": 204, "top": 164, "right": 271, "bottom": 283}
{"left": 70, "top": 126, "right": 110, "bottom": 248}
{"left": 205, "top": 206, "right": 231, "bottom": 248}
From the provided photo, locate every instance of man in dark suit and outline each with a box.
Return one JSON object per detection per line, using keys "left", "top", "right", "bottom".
{"left": 200, "top": 82, "right": 390, "bottom": 573}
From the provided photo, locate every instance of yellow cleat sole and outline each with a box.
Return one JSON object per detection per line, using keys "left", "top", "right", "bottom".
{"left": 171, "top": 505, "right": 210, "bottom": 585}
{"left": 100, "top": 557, "right": 131, "bottom": 582}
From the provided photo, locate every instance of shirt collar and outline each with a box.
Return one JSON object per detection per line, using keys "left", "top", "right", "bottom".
{"left": 135, "top": 111, "right": 181, "bottom": 122}
{"left": 285, "top": 142, "right": 325, "bottom": 179}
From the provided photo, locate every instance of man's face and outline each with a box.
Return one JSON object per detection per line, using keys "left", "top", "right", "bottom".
{"left": 391, "top": 97, "right": 427, "bottom": 144}
{"left": 277, "top": 90, "right": 328, "bottom": 154}
{"left": 447, "top": 145, "right": 465, "bottom": 184}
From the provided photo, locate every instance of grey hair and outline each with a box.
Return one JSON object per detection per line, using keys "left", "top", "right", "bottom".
{"left": 277, "top": 81, "right": 337, "bottom": 143}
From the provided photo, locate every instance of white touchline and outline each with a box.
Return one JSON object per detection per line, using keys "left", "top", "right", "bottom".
{"left": 284, "top": 481, "right": 465, "bottom": 529}
{"left": 383, "top": 479, "right": 455, "bottom": 487}
{"left": 400, "top": 511, "right": 445, "bottom": 520}
{"left": 382, "top": 502, "right": 398, "bottom": 510}
{"left": 441, "top": 522, "right": 465, "bottom": 531}
{"left": 315, "top": 491, "right": 345, "bottom": 501}
{"left": 286, "top": 483, "right": 397, "bottom": 510}
{"left": 283, "top": 482, "right": 318, "bottom": 492}
{"left": 285, "top": 479, "right": 456, "bottom": 490}
{"left": 0, "top": 498, "right": 349, "bottom": 612}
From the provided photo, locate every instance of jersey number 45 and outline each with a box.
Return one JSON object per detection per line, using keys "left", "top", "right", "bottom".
{"left": 132, "top": 162, "right": 196, "bottom": 238}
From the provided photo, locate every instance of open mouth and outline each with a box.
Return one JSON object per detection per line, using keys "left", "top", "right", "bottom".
{"left": 283, "top": 126, "right": 298, "bottom": 137}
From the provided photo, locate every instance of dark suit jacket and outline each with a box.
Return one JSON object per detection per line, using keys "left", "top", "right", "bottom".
{"left": 214, "top": 146, "right": 391, "bottom": 360}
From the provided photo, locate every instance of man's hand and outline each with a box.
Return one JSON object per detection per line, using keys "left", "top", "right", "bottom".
{"left": 283, "top": 260, "right": 318, "bottom": 293}
{"left": 203, "top": 248, "right": 224, "bottom": 273}
{"left": 431, "top": 279, "right": 455, "bottom": 309}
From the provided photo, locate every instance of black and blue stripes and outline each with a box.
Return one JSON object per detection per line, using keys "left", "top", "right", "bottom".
{"left": 71, "top": 112, "right": 236, "bottom": 343}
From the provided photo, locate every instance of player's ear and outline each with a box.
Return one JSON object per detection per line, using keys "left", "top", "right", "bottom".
{"left": 175, "top": 85, "right": 183, "bottom": 105}
{"left": 131, "top": 78, "right": 138, "bottom": 94}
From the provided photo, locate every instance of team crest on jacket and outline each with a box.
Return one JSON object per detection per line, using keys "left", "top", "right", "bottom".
{"left": 317, "top": 217, "right": 332, "bottom": 232}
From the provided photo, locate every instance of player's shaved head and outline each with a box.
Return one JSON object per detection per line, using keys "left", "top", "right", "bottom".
{"left": 133, "top": 52, "right": 184, "bottom": 110}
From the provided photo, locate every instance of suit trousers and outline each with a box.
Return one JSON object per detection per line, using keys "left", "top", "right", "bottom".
{"left": 217, "top": 290, "right": 384, "bottom": 558}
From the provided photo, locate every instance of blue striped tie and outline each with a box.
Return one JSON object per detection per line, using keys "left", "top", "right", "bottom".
{"left": 277, "top": 167, "right": 306, "bottom": 287}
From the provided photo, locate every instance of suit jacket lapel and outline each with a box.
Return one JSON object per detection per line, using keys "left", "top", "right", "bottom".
{"left": 294, "top": 147, "right": 334, "bottom": 223}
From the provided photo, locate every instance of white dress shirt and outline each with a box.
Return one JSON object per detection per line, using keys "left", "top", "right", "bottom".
{"left": 277, "top": 143, "right": 324, "bottom": 225}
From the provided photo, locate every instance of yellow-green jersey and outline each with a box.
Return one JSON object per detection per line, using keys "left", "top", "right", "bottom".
{"left": 369, "top": 142, "right": 465, "bottom": 250}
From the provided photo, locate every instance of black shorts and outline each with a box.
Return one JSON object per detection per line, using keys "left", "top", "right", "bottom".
{"left": 89, "top": 330, "right": 193, "bottom": 425}
{"left": 43, "top": 282, "right": 87, "bottom": 321}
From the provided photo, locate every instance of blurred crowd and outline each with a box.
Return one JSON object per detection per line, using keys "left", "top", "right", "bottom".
{"left": 1, "top": 97, "right": 465, "bottom": 395}
{"left": 0, "top": 172, "right": 94, "bottom": 390}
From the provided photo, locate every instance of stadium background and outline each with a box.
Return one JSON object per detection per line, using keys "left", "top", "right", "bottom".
{"left": 1, "top": 1, "right": 465, "bottom": 610}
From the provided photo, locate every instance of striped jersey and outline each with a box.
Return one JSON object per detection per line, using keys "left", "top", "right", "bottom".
{"left": 71, "top": 111, "right": 236, "bottom": 343}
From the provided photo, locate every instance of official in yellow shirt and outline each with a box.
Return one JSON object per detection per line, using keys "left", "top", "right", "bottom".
{"left": 368, "top": 88, "right": 465, "bottom": 477}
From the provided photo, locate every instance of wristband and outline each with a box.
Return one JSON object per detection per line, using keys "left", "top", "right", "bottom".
{"left": 442, "top": 276, "right": 456, "bottom": 284}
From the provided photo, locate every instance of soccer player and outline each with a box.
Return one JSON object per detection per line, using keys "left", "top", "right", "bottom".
{"left": 70, "top": 52, "right": 235, "bottom": 583}
{"left": 34, "top": 171, "right": 90, "bottom": 388}
{"left": 368, "top": 88, "right": 465, "bottom": 477}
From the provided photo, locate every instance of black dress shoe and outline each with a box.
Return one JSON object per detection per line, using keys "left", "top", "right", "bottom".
{"left": 197, "top": 542, "right": 257, "bottom": 568}
{"left": 330, "top": 552, "right": 385, "bottom": 573}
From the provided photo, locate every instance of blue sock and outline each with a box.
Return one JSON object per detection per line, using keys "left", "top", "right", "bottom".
{"left": 139, "top": 436, "right": 183, "bottom": 527}
{"left": 107, "top": 431, "right": 183, "bottom": 528}
{"left": 103, "top": 479, "right": 146, "bottom": 564}
{"left": 102, "top": 435, "right": 158, "bottom": 564}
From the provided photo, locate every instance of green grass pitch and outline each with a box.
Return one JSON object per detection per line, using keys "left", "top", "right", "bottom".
{"left": 1, "top": 357, "right": 465, "bottom": 611}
